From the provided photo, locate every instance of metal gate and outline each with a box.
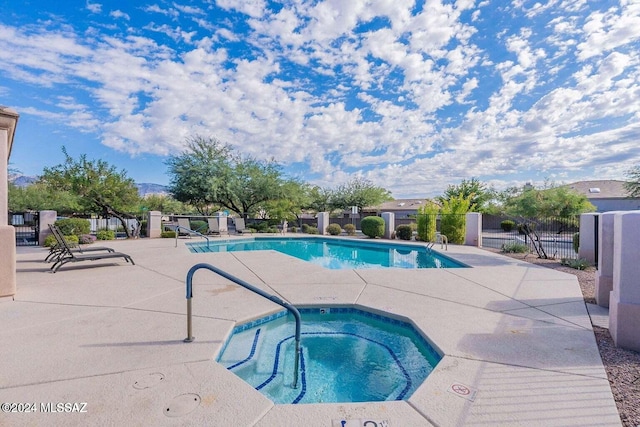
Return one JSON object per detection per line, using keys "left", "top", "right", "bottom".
{"left": 9, "top": 211, "right": 39, "bottom": 246}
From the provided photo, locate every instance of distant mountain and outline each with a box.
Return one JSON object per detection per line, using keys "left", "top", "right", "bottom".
{"left": 9, "top": 175, "right": 37, "bottom": 187}
{"left": 136, "top": 183, "right": 169, "bottom": 197}
{"left": 10, "top": 175, "right": 168, "bottom": 197}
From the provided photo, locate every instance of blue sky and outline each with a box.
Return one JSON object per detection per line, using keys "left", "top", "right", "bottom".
{"left": 2, "top": 0, "right": 639, "bottom": 198}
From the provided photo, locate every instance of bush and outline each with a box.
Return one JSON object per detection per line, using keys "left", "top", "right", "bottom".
{"left": 43, "top": 234, "right": 58, "bottom": 248}
{"left": 305, "top": 226, "right": 319, "bottom": 234}
{"left": 395, "top": 225, "right": 413, "bottom": 240}
{"left": 326, "top": 224, "right": 342, "bottom": 235}
{"left": 55, "top": 218, "right": 90, "bottom": 237}
{"left": 416, "top": 202, "right": 439, "bottom": 242}
{"left": 291, "top": 226, "right": 298, "bottom": 233}
{"left": 79, "top": 234, "right": 96, "bottom": 244}
{"left": 501, "top": 242, "right": 529, "bottom": 253}
{"left": 500, "top": 220, "right": 516, "bottom": 232}
{"left": 139, "top": 220, "right": 147, "bottom": 237}
{"left": 573, "top": 232, "right": 580, "bottom": 254}
{"left": 361, "top": 216, "right": 384, "bottom": 238}
{"left": 190, "top": 220, "right": 207, "bottom": 233}
{"left": 96, "top": 229, "right": 116, "bottom": 240}
{"left": 517, "top": 222, "right": 536, "bottom": 235}
{"left": 343, "top": 223, "right": 356, "bottom": 236}
{"left": 561, "top": 257, "right": 590, "bottom": 270}
{"left": 161, "top": 231, "right": 176, "bottom": 238}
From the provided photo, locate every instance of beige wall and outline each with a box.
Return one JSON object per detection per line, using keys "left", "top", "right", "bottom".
{"left": 0, "top": 107, "right": 19, "bottom": 298}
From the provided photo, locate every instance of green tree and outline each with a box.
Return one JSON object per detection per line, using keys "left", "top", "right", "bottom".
{"left": 504, "top": 185, "right": 595, "bottom": 217}
{"left": 262, "top": 180, "right": 313, "bottom": 225}
{"left": 167, "top": 136, "right": 290, "bottom": 218}
{"left": 438, "top": 178, "right": 495, "bottom": 213}
{"left": 440, "top": 194, "right": 474, "bottom": 244}
{"left": 624, "top": 165, "right": 640, "bottom": 197}
{"left": 330, "top": 177, "right": 393, "bottom": 213}
{"left": 40, "top": 148, "right": 141, "bottom": 238}
{"left": 308, "top": 186, "right": 335, "bottom": 213}
{"left": 138, "top": 194, "right": 191, "bottom": 214}
{"left": 416, "top": 201, "right": 439, "bottom": 242}
{"left": 9, "top": 182, "right": 81, "bottom": 214}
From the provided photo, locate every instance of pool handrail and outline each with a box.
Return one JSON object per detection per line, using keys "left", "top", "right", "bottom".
{"left": 184, "top": 262, "right": 301, "bottom": 389}
{"left": 173, "top": 225, "right": 210, "bottom": 249}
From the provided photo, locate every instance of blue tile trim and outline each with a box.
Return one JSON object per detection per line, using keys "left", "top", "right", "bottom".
{"left": 256, "top": 334, "right": 294, "bottom": 391}
{"left": 227, "top": 328, "right": 261, "bottom": 370}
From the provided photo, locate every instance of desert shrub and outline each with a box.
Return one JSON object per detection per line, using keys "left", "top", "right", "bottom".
{"left": 253, "top": 222, "right": 269, "bottom": 232}
{"left": 161, "top": 231, "right": 176, "bottom": 238}
{"left": 561, "top": 257, "right": 590, "bottom": 270}
{"left": 43, "top": 234, "right": 58, "bottom": 248}
{"left": 79, "top": 234, "right": 96, "bottom": 244}
{"left": 416, "top": 202, "right": 438, "bottom": 242}
{"left": 55, "top": 218, "right": 90, "bottom": 237}
{"left": 500, "top": 220, "right": 516, "bottom": 232}
{"left": 139, "top": 220, "right": 147, "bottom": 237}
{"left": 573, "top": 232, "right": 580, "bottom": 254}
{"left": 501, "top": 242, "right": 529, "bottom": 253}
{"left": 343, "top": 223, "right": 356, "bottom": 236}
{"left": 190, "top": 220, "right": 207, "bottom": 233}
{"left": 326, "top": 224, "right": 342, "bottom": 235}
{"left": 361, "top": 216, "right": 384, "bottom": 238}
{"left": 291, "top": 226, "right": 298, "bottom": 233}
{"left": 395, "top": 225, "right": 413, "bottom": 240}
{"left": 96, "top": 229, "right": 116, "bottom": 240}
{"left": 440, "top": 194, "right": 472, "bottom": 244}
{"left": 261, "top": 227, "right": 278, "bottom": 233}
{"left": 305, "top": 226, "right": 319, "bottom": 234}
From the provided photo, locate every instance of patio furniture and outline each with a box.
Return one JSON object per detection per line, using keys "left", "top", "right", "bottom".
{"left": 45, "top": 224, "right": 115, "bottom": 263}
{"left": 207, "top": 218, "right": 227, "bottom": 236}
{"left": 49, "top": 226, "right": 135, "bottom": 273}
{"left": 234, "top": 218, "right": 252, "bottom": 234}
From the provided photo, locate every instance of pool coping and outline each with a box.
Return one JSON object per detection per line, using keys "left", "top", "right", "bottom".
{"left": 1, "top": 236, "right": 622, "bottom": 426}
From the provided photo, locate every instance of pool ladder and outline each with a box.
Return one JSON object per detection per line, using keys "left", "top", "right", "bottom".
{"left": 183, "top": 263, "right": 302, "bottom": 389}
{"left": 426, "top": 232, "right": 448, "bottom": 251}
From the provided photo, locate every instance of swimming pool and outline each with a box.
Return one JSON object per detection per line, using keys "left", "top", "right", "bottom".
{"left": 217, "top": 307, "right": 441, "bottom": 404}
{"left": 187, "top": 237, "right": 466, "bottom": 269}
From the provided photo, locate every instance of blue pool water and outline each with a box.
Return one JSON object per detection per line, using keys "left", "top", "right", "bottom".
{"left": 188, "top": 237, "right": 466, "bottom": 269}
{"left": 217, "top": 308, "right": 441, "bottom": 404}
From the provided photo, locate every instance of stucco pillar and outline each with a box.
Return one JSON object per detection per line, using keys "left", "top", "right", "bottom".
{"left": 0, "top": 107, "right": 19, "bottom": 298}
{"left": 596, "top": 212, "right": 619, "bottom": 308}
{"left": 609, "top": 211, "right": 640, "bottom": 352}
{"left": 381, "top": 212, "right": 394, "bottom": 239}
{"left": 147, "top": 210, "right": 162, "bottom": 238}
{"left": 465, "top": 212, "right": 482, "bottom": 247}
{"left": 38, "top": 210, "right": 57, "bottom": 246}
{"left": 317, "top": 212, "right": 329, "bottom": 235}
{"left": 578, "top": 212, "right": 598, "bottom": 263}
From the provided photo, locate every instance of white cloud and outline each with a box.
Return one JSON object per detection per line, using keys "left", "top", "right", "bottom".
{"left": 109, "top": 10, "right": 130, "bottom": 21}
{"left": 86, "top": 1, "right": 102, "bottom": 14}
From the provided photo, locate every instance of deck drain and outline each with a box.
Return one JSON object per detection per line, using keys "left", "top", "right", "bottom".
{"left": 133, "top": 372, "right": 165, "bottom": 390}
{"left": 164, "top": 393, "right": 200, "bottom": 417}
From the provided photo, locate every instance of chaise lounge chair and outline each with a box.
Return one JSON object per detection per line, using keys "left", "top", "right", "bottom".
{"left": 49, "top": 226, "right": 135, "bottom": 273}
{"left": 207, "top": 217, "right": 228, "bottom": 236}
{"left": 45, "top": 224, "right": 116, "bottom": 263}
{"left": 176, "top": 218, "right": 206, "bottom": 237}
{"left": 234, "top": 218, "right": 252, "bottom": 234}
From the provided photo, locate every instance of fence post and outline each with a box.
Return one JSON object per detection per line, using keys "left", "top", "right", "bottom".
{"left": 317, "top": 212, "right": 329, "bottom": 235}
{"left": 578, "top": 213, "right": 598, "bottom": 263}
{"left": 596, "top": 211, "right": 619, "bottom": 307}
{"left": 38, "top": 210, "right": 57, "bottom": 246}
{"left": 465, "top": 213, "right": 482, "bottom": 247}
{"left": 147, "top": 210, "right": 163, "bottom": 238}
{"left": 609, "top": 211, "right": 640, "bottom": 351}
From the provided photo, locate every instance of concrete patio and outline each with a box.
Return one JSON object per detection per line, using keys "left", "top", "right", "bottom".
{"left": 0, "top": 236, "right": 621, "bottom": 426}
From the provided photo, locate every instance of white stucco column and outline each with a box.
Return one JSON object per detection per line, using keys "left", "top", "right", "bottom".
{"left": 38, "top": 210, "right": 57, "bottom": 246}
{"left": 578, "top": 212, "right": 599, "bottom": 263}
{"left": 381, "top": 212, "right": 394, "bottom": 239}
{"left": 0, "top": 107, "right": 19, "bottom": 298}
{"left": 596, "top": 211, "right": 619, "bottom": 307}
{"left": 147, "top": 211, "right": 163, "bottom": 238}
{"left": 609, "top": 211, "right": 640, "bottom": 352}
{"left": 317, "top": 212, "right": 329, "bottom": 235}
{"left": 465, "top": 212, "right": 482, "bottom": 247}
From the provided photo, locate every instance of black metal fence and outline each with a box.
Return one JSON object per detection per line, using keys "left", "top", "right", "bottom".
{"left": 482, "top": 214, "right": 580, "bottom": 259}
{"left": 9, "top": 211, "right": 39, "bottom": 246}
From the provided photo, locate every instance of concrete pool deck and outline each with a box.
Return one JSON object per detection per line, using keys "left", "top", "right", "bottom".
{"left": 0, "top": 236, "right": 621, "bottom": 426}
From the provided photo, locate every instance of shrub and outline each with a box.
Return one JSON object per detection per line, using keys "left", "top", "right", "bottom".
{"left": 395, "top": 224, "right": 413, "bottom": 240}
{"left": 561, "top": 257, "right": 590, "bottom": 270}
{"left": 500, "top": 220, "right": 516, "bottom": 232}
{"left": 139, "top": 220, "right": 148, "bottom": 237}
{"left": 301, "top": 223, "right": 311, "bottom": 233}
{"left": 343, "top": 223, "right": 356, "bottom": 236}
{"left": 79, "top": 234, "right": 96, "bottom": 244}
{"left": 306, "top": 226, "right": 319, "bottom": 234}
{"left": 96, "top": 229, "right": 116, "bottom": 240}
{"left": 573, "top": 232, "right": 580, "bottom": 254}
{"left": 190, "top": 220, "right": 207, "bottom": 233}
{"left": 161, "top": 231, "right": 176, "bottom": 238}
{"left": 416, "top": 202, "right": 438, "bottom": 242}
{"left": 43, "top": 234, "right": 58, "bottom": 248}
{"left": 517, "top": 222, "right": 536, "bottom": 235}
{"left": 55, "top": 218, "right": 90, "bottom": 237}
{"left": 291, "top": 226, "right": 298, "bottom": 233}
{"left": 361, "top": 216, "right": 384, "bottom": 238}
{"left": 326, "top": 224, "right": 342, "bottom": 235}
{"left": 501, "top": 242, "right": 529, "bottom": 253}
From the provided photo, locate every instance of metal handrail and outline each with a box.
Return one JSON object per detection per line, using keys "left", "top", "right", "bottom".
{"left": 184, "top": 263, "right": 302, "bottom": 389}
{"left": 426, "top": 232, "right": 448, "bottom": 251}
{"left": 173, "top": 225, "right": 210, "bottom": 249}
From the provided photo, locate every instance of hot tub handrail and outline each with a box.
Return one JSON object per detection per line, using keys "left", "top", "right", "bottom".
{"left": 184, "top": 262, "right": 301, "bottom": 389}
{"left": 173, "top": 225, "right": 210, "bottom": 249}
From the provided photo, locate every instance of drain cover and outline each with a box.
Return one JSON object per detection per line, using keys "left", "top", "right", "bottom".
{"left": 164, "top": 393, "right": 200, "bottom": 417}
{"left": 133, "top": 372, "right": 165, "bottom": 390}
